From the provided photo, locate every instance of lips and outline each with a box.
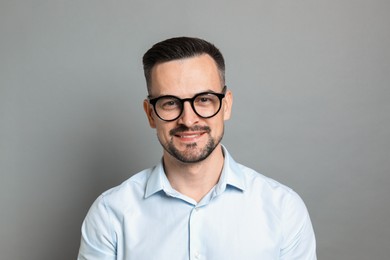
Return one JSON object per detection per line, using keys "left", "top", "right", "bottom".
{"left": 170, "top": 125, "right": 210, "bottom": 143}
{"left": 176, "top": 132, "right": 203, "bottom": 138}
{"left": 170, "top": 125, "right": 211, "bottom": 136}
{"left": 174, "top": 131, "right": 205, "bottom": 142}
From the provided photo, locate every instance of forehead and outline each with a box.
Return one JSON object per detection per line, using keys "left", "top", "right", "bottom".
{"left": 149, "top": 54, "right": 222, "bottom": 96}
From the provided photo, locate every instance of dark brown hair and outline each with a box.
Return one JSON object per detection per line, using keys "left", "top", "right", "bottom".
{"left": 142, "top": 37, "right": 225, "bottom": 93}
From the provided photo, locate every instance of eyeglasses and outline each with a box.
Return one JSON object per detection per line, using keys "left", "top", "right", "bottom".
{"left": 148, "top": 86, "right": 227, "bottom": 122}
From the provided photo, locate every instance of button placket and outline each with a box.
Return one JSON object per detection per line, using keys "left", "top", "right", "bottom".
{"left": 189, "top": 206, "right": 203, "bottom": 260}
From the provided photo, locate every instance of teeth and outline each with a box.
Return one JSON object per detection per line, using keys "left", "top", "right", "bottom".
{"left": 179, "top": 134, "right": 200, "bottom": 138}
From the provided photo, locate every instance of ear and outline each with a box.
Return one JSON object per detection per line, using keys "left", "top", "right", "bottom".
{"left": 143, "top": 99, "right": 156, "bottom": 128}
{"left": 223, "top": 89, "right": 233, "bottom": 121}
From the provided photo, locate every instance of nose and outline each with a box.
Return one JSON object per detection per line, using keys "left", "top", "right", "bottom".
{"left": 177, "top": 101, "right": 199, "bottom": 126}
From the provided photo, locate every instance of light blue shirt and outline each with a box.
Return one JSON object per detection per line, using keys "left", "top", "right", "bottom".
{"left": 78, "top": 146, "right": 316, "bottom": 259}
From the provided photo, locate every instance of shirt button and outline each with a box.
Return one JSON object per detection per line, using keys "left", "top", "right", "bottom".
{"left": 194, "top": 251, "right": 200, "bottom": 259}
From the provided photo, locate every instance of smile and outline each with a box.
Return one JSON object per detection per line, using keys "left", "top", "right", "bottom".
{"left": 174, "top": 132, "right": 205, "bottom": 142}
{"left": 176, "top": 133, "right": 202, "bottom": 138}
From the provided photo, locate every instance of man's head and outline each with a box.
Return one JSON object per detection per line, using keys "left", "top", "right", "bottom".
{"left": 142, "top": 37, "right": 232, "bottom": 164}
{"left": 143, "top": 37, "right": 225, "bottom": 94}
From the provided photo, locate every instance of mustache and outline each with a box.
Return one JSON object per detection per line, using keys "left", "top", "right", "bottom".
{"left": 169, "top": 125, "right": 211, "bottom": 136}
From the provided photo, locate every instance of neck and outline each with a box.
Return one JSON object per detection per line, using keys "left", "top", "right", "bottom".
{"left": 163, "top": 145, "right": 225, "bottom": 203}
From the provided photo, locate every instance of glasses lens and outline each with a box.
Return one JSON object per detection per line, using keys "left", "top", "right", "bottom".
{"left": 193, "top": 93, "right": 221, "bottom": 118}
{"left": 155, "top": 96, "right": 182, "bottom": 121}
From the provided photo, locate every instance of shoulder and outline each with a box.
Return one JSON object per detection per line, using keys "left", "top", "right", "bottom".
{"left": 104, "top": 168, "right": 152, "bottom": 195}
{"left": 81, "top": 168, "right": 154, "bottom": 233}
{"left": 224, "top": 146, "right": 295, "bottom": 198}
{"left": 236, "top": 163, "right": 313, "bottom": 241}
{"left": 237, "top": 163, "right": 294, "bottom": 195}
{"left": 235, "top": 163, "right": 308, "bottom": 214}
{"left": 92, "top": 167, "right": 154, "bottom": 213}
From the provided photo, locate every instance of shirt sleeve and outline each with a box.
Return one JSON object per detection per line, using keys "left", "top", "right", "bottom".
{"left": 280, "top": 190, "right": 317, "bottom": 260}
{"left": 77, "top": 195, "right": 117, "bottom": 260}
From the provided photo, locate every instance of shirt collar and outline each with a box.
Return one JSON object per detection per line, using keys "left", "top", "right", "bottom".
{"left": 216, "top": 145, "right": 246, "bottom": 193}
{"left": 144, "top": 161, "right": 167, "bottom": 198}
{"left": 144, "top": 145, "right": 246, "bottom": 199}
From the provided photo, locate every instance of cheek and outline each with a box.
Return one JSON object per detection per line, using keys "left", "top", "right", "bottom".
{"left": 209, "top": 118, "right": 225, "bottom": 133}
{"left": 155, "top": 123, "right": 173, "bottom": 139}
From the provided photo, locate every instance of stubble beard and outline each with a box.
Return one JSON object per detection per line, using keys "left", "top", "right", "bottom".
{"left": 159, "top": 125, "right": 224, "bottom": 164}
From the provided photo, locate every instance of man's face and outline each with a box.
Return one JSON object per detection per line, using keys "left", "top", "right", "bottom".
{"left": 144, "top": 54, "right": 232, "bottom": 163}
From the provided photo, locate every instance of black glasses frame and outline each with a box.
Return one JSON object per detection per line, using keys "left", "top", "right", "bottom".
{"left": 148, "top": 86, "right": 227, "bottom": 122}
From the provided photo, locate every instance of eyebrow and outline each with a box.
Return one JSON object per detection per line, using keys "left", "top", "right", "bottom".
{"left": 147, "top": 88, "right": 220, "bottom": 100}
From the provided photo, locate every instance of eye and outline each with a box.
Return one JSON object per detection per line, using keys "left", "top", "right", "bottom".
{"left": 199, "top": 97, "right": 211, "bottom": 103}
{"left": 159, "top": 98, "right": 180, "bottom": 110}
{"left": 195, "top": 94, "right": 216, "bottom": 106}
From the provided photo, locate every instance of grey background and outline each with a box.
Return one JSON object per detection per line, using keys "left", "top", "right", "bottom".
{"left": 1, "top": 0, "right": 389, "bottom": 259}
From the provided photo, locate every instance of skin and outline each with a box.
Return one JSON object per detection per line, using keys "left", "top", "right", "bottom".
{"left": 143, "top": 54, "right": 233, "bottom": 202}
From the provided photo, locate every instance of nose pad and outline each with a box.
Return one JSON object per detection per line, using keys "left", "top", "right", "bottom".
{"left": 177, "top": 101, "right": 199, "bottom": 126}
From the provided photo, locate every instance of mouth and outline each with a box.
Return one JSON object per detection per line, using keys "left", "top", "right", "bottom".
{"left": 174, "top": 132, "right": 205, "bottom": 142}
{"left": 170, "top": 125, "right": 211, "bottom": 144}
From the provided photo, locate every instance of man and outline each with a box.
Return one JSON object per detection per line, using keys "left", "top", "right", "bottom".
{"left": 78, "top": 37, "right": 316, "bottom": 259}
